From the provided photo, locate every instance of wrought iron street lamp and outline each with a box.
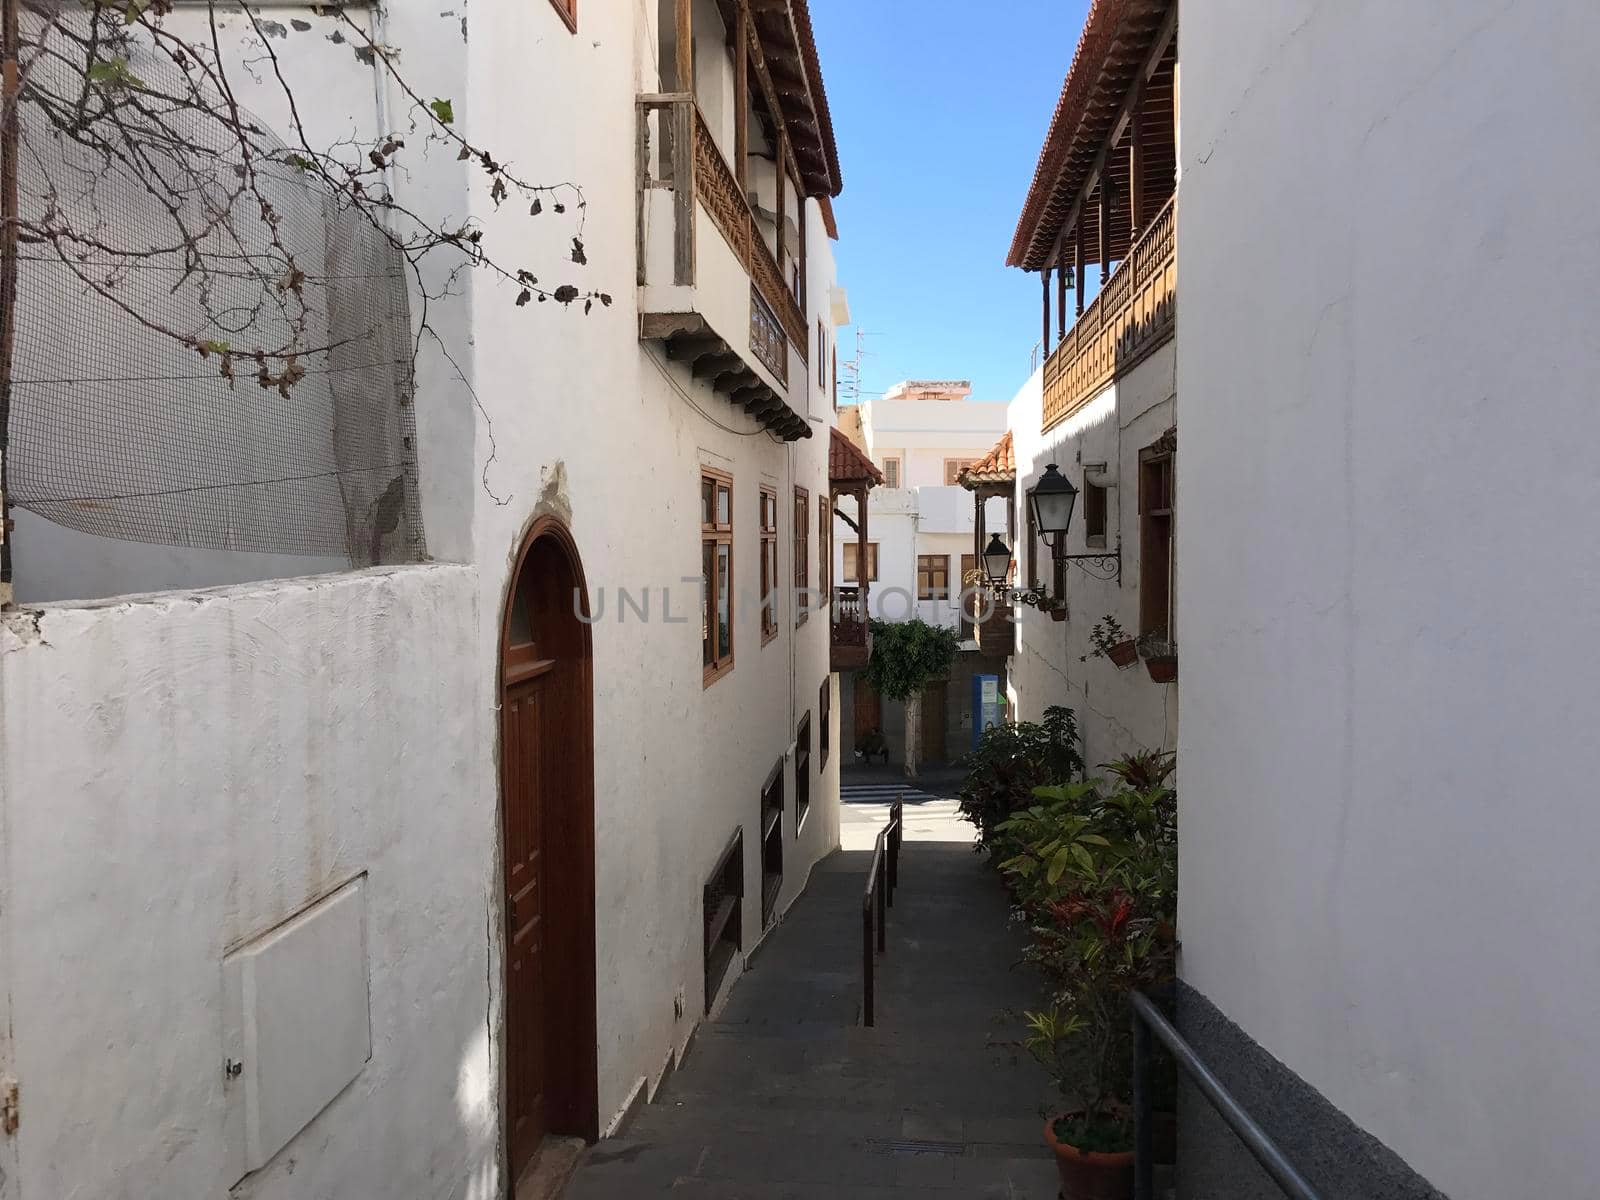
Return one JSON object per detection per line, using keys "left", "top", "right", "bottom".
{"left": 981, "top": 533, "right": 1013, "bottom": 587}
{"left": 1028, "top": 463, "right": 1078, "bottom": 550}
{"left": 1027, "top": 463, "right": 1121, "bottom": 584}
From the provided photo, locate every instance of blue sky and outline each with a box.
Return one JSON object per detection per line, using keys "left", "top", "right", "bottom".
{"left": 811, "top": 0, "right": 1089, "bottom": 406}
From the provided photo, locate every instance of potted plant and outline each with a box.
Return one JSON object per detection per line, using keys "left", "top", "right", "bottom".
{"left": 955, "top": 706, "right": 1083, "bottom": 857}
{"left": 998, "top": 765, "right": 1178, "bottom": 1199}
{"left": 1026, "top": 592, "right": 1069, "bottom": 622}
{"left": 1136, "top": 634, "right": 1177, "bottom": 683}
{"left": 1088, "top": 615, "right": 1138, "bottom": 668}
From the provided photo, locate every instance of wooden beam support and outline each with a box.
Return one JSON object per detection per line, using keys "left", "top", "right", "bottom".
{"left": 1128, "top": 96, "right": 1145, "bottom": 241}
{"left": 734, "top": 1, "right": 749, "bottom": 192}
{"left": 1046, "top": 6, "right": 1177, "bottom": 267}
{"left": 1041, "top": 269, "right": 1052, "bottom": 357}
{"left": 693, "top": 352, "right": 744, "bottom": 381}
{"left": 1074, "top": 218, "right": 1087, "bottom": 316}
{"left": 1098, "top": 183, "right": 1110, "bottom": 286}
{"left": 775, "top": 129, "right": 788, "bottom": 270}
{"left": 796, "top": 155, "right": 807, "bottom": 311}
{"left": 673, "top": 97, "right": 694, "bottom": 285}
{"left": 675, "top": 0, "right": 693, "bottom": 94}
{"left": 1057, "top": 257, "right": 1068, "bottom": 341}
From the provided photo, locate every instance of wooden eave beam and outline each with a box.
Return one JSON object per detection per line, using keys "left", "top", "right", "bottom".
{"left": 1034, "top": 6, "right": 1177, "bottom": 270}
{"left": 744, "top": 2, "right": 830, "bottom": 197}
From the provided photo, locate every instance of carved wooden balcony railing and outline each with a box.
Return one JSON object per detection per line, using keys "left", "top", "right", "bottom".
{"left": 1042, "top": 195, "right": 1176, "bottom": 431}
{"left": 692, "top": 105, "right": 807, "bottom": 357}
{"left": 636, "top": 93, "right": 814, "bottom": 440}
{"left": 831, "top": 584, "right": 870, "bottom": 670}
{"left": 636, "top": 94, "right": 807, "bottom": 370}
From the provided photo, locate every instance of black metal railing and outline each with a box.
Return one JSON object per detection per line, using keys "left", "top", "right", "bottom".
{"left": 860, "top": 797, "right": 903, "bottom": 1027}
{"left": 1131, "top": 990, "right": 1326, "bottom": 1200}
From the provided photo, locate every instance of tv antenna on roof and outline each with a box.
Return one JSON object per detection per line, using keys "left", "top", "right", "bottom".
{"left": 840, "top": 329, "right": 878, "bottom": 404}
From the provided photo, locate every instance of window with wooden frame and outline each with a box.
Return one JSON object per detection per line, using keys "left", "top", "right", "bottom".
{"left": 817, "top": 320, "right": 827, "bottom": 389}
{"left": 1084, "top": 478, "right": 1109, "bottom": 548}
{"left": 818, "top": 496, "right": 831, "bottom": 605}
{"left": 1139, "top": 443, "right": 1175, "bottom": 640}
{"left": 702, "top": 467, "right": 734, "bottom": 685}
{"left": 1026, "top": 501, "right": 1041, "bottom": 590}
{"left": 759, "top": 760, "right": 784, "bottom": 926}
{"left": 944, "top": 458, "right": 979, "bottom": 487}
{"left": 843, "top": 542, "right": 879, "bottom": 583}
{"left": 819, "top": 679, "right": 831, "bottom": 764}
{"left": 917, "top": 554, "right": 950, "bottom": 602}
{"left": 759, "top": 484, "right": 779, "bottom": 644}
{"left": 880, "top": 457, "right": 901, "bottom": 489}
{"left": 794, "top": 711, "right": 812, "bottom": 831}
{"left": 703, "top": 828, "right": 744, "bottom": 1013}
{"left": 547, "top": 0, "right": 577, "bottom": 33}
{"left": 793, "top": 486, "right": 810, "bottom": 625}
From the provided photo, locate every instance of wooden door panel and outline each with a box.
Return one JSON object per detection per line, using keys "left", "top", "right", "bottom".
{"left": 504, "top": 673, "right": 549, "bottom": 1173}
{"left": 854, "top": 674, "right": 881, "bottom": 740}
{"left": 922, "top": 682, "right": 947, "bottom": 763}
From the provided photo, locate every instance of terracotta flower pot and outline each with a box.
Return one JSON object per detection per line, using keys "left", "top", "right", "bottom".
{"left": 1107, "top": 639, "right": 1138, "bottom": 668}
{"left": 1144, "top": 655, "right": 1177, "bottom": 683}
{"left": 1044, "top": 1116, "right": 1134, "bottom": 1200}
{"left": 1050, "top": 607, "right": 1068, "bottom": 623}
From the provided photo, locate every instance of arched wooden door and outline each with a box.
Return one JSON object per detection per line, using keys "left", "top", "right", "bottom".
{"left": 500, "top": 517, "right": 598, "bottom": 1181}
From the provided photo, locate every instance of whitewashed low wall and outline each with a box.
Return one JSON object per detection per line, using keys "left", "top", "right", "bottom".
{"left": 0, "top": 566, "right": 495, "bottom": 1200}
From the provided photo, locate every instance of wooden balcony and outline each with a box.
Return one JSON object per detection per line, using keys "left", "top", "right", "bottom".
{"left": 637, "top": 94, "right": 811, "bottom": 442}
{"left": 831, "top": 585, "right": 870, "bottom": 672}
{"left": 1042, "top": 196, "right": 1175, "bottom": 432}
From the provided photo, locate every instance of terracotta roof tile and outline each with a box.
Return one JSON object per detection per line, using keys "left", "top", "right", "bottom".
{"left": 829, "top": 425, "right": 883, "bottom": 486}
{"left": 959, "top": 431, "right": 1015, "bottom": 488}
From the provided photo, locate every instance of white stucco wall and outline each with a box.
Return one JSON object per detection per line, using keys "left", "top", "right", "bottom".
{"left": 0, "top": 567, "right": 492, "bottom": 1200}
{"left": 464, "top": 0, "right": 842, "bottom": 1137}
{"left": 4, "top": 3, "right": 846, "bottom": 1193}
{"left": 1176, "top": 3, "right": 1600, "bottom": 1196}
{"left": 1006, "top": 346, "right": 1177, "bottom": 768}
{"left": 10, "top": 6, "right": 477, "bottom": 603}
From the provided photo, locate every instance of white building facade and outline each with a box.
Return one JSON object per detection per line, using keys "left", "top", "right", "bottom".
{"left": 834, "top": 382, "right": 1008, "bottom": 632}
{"left": 1175, "top": 1, "right": 1600, "bottom": 1197}
{"left": 999, "top": 0, "right": 1179, "bottom": 772}
{"left": 831, "top": 383, "right": 1009, "bottom": 765}
{"left": 0, "top": 2, "right": 850, "bottom": 1197}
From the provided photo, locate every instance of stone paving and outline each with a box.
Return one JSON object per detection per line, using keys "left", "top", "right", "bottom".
{"left": 566, "top": 783, "right": 1059, "bottom": 1199}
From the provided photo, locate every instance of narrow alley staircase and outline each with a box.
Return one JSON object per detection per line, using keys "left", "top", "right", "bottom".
{"left": 566, "top": 818, "right": 1060, "bottom": 1199}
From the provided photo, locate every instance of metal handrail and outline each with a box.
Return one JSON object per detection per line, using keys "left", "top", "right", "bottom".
{"left": 860, "top": 796, "right": 903, "bottom": 1027}
{"left": 1131, "top": 991, "right": 1326, "bottom": 1200}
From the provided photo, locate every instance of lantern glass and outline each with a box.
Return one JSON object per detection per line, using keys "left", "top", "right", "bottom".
{"left": 982, "top": 533, "right": 1012, "bottom": 585}
{"left": 1029, "top": 463, "right": 1078, "bottom": 542}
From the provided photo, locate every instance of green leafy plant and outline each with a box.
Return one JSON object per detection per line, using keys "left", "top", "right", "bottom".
{"left": 956, "top": 706, "right": 1083, "bottom": 854}
{"left": 1086, "top": 614, "right": 1129, "bottom": 659}
{"left": 863, "top": 619, "right": 961, "bottom": 778}
{"left": 1001, "top": 756, "right": 1177, "bottom": 1151}
{"left": 863, "top": 618, "right": 960, "bottom": 701}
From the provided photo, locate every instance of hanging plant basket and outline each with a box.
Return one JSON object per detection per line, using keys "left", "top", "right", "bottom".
{"left": 1106, "top": 638, "right": 1138, "bottom": 668}
{"left": 1138, "top": 635, "right": 1178, "bottom": 683}
{"left": 1050, "top": 606, "right": 1068, "bottom": 623}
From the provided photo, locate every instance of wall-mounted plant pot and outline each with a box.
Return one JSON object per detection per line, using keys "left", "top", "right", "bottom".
{"left": 1107, "top": 639, "right": 1139, "bottom": 668}
{"left": 1049, "top": 607, "right": 1068, "bottom": 623}
{"left": 1145, "top": 655, "right": 1178, "bottom": 683}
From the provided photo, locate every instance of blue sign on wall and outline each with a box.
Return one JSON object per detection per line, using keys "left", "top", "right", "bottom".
{"left": 971, "top": 673, "right": 1002, "bottom": 751}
